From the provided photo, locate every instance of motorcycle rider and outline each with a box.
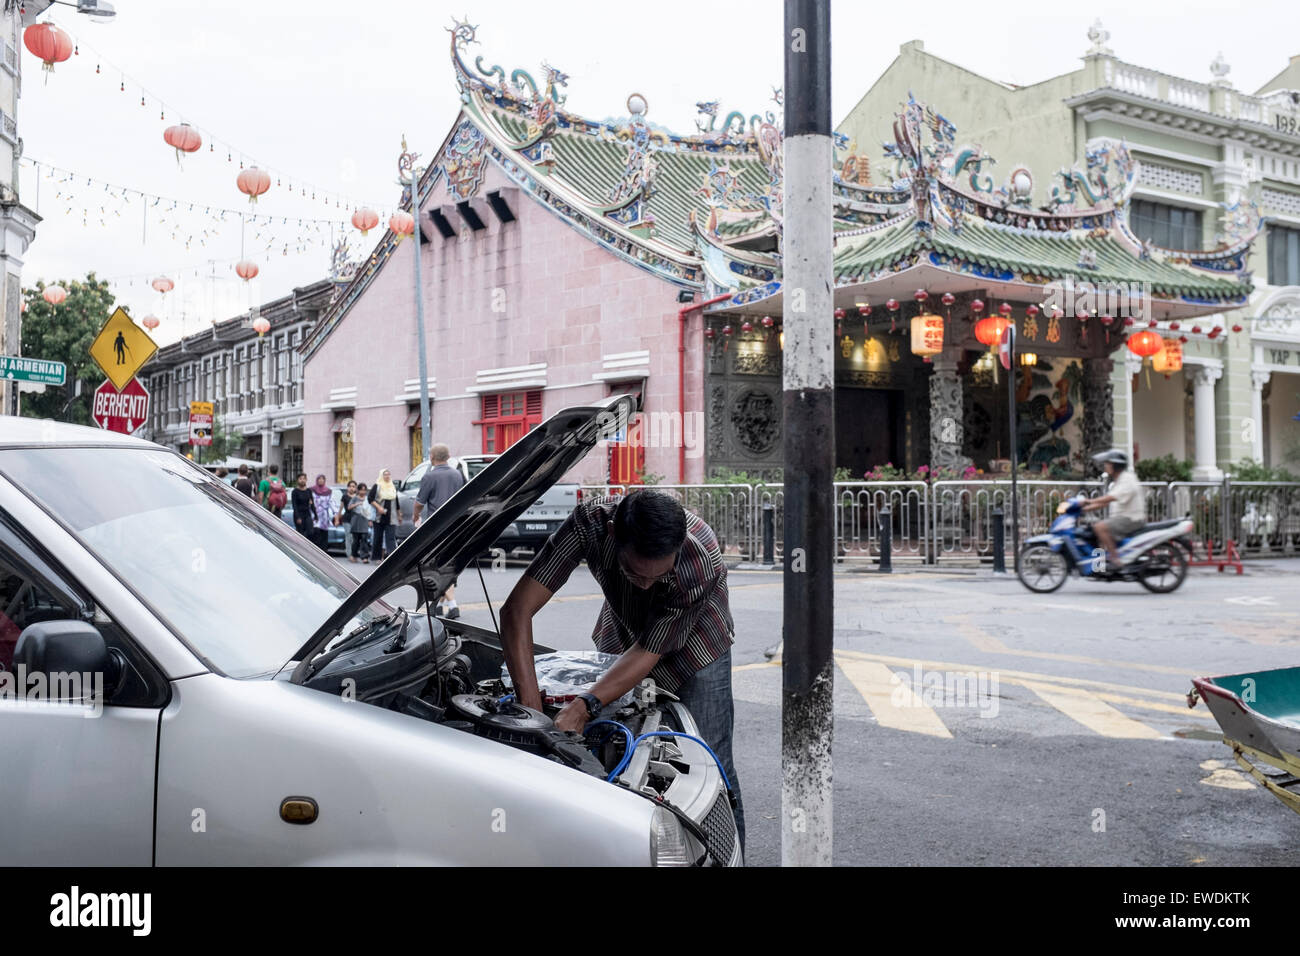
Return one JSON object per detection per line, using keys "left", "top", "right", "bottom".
{"left": 1081, "top": 449, "right": 1145, "bottom": 567}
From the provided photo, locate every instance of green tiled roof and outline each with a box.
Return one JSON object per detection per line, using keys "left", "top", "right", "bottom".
{"left": 833, "top": 215, "right": 1251, "bottom": 300}
{"left": 484, "top": 103, "right": 771, "bottom": 253}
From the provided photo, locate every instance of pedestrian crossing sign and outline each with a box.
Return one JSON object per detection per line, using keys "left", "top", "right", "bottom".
{"left": 89, "top": 307, "right": 157, "bottom": 391}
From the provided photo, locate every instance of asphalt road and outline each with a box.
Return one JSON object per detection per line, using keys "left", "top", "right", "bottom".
{"left": 333, "top": 550, "right": 1300, "bottom": 867}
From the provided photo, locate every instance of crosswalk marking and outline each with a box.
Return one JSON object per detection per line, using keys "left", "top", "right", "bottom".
{"left": 834, "top": 658, "right": 953, "bottom": 738}
{"left": 743, "top": 651, "right": 1208, "bottom": 741}
{"left": 1017, "top": 679, "right": 1164, "bottom": 740}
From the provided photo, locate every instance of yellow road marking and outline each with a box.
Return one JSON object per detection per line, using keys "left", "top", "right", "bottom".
{"left": 834, "top": 658, "right": 953, "bottom": 738}
{"left": 1018, "top": 679, "right": 1163, "bottom": 739}
{"left": 944, "top": 613, "right": 1200, "bottom": 677}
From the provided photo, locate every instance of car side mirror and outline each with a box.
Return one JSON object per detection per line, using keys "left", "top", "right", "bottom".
{"left": 13, "top": 620, "right": 122, "bottom": 702}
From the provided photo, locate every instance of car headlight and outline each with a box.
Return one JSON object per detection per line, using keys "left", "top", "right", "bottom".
{"left": 649, "top": 806, "right": 693, "bottom": 866}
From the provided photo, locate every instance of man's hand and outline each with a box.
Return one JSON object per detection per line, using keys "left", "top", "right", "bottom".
{"left": 554, "top": 698, "right": 589, "bottom": 734}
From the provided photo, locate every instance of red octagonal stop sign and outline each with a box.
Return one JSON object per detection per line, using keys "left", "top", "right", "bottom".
{"left": 92, "top": 377, "right": 150, "bottom": 434}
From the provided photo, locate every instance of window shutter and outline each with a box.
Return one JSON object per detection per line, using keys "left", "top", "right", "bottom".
{"left": 482, "top": 393, "right": 499, "bottom": 420}
{"left": 525, "top": 390, "right": 542, "bottom": 417}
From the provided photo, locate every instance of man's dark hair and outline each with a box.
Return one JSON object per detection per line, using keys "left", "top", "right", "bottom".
{"left": 269, "top": 464, "right": 279, "bottom": 475}
{"left": 613, "top": 491, "right": 687, "bottom": 559}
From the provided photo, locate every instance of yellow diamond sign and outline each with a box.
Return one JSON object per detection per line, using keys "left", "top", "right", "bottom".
{"left": 89, "top": 307, "right": 158, "bottom": 391}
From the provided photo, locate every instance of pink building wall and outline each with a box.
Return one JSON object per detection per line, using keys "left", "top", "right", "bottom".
{"left": 303, "top": 154, "right": 707, "bottom": 487}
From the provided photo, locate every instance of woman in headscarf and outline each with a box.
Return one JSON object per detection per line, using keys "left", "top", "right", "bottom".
{"left": 368, "top": 469, "right": 401, "bottom": 560}
{"left": 310, "top": 474, "right": 335, "bottom": 552}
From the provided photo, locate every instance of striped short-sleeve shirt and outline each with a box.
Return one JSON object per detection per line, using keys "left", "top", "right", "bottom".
{"left": 524, "top": 495, "right": 734, "bottom": 692}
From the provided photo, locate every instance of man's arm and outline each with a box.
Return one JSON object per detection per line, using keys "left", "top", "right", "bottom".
{"left": 1083, "top": 493, "right": 1115, "bottom": 512}
{"left": 499, "top": 574, "right": 556, "bottom": 711}
{"left": 553, "top": 645, "right": 661, "bottom": 733}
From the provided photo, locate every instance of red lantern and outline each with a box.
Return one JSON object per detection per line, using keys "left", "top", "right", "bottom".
{"left": 236, "top": 166, "right": 272, "bottom": 203}
{"left": 1169, "top": 321, "right": 1180, "bottom": 330}
{"left": 351, "top": 207, "right": 380, "bottom": 236}
{"left": 1126, "top": 329, "right": 1163, "bottom": 358}
{"left": 235, "top": 260, "right": 259, "bottom": 281}
{"left": 389, "top": 211, "right": 415, "bottom": 240}
{"left": 163, "top": 123, "right": 202, "bottom": 165}
{"left": 1207, "top": 327, "right": 1221, "bottom": 340}
{"left": 721, "top": 324, "right": 733, "bottom": 337}
{"left": 141, "top": 315, "right": 161, "bottom": 331}
{"left": 998, "top": 302, "right": 1013, "bottom": 318}
{"left": 970, "top": 299, "right": 985, "bottom": 315}
{"left": 252, "top": 316, "right": 271, "bottom": 337}
{"left": 151, "top": 276, "right": 174, "bottom": 294}
{"left": 42, "top": 285, "right": 67, "bottom": 307}
{"left": 1148, "top": 319, "right": 1158, "bottom": 328}
{"left": 914, "top": 289, "right": 929, "bottom": 304}
{"left": 974, "top": 316, "right": 1010, "bottom": 347}
{"left": 941, "top": 293, "right": 956, "bottom": 308}
{"left": 760, "top": 315, "right": 774, "bottom": 329}
{"left": 1232, "top": 324, "right": 1243, "bottom": 333}
{"left": 1025, "top": 304, "right": 1039, "bottom": 318}
{"left": 24, "top": 23, "right": 73, "bottom": 76}
{"left": 704, "top": 327, "right": 715, "bottom": 340}
{"left": 1179, "top": 335, "right": 1188, "bottom": 343}
{"left": 741, "top": 319, "right": 753, "bottom": 333}
{"left": 1191, "top": 325, "right": 1202, "bottom": 335}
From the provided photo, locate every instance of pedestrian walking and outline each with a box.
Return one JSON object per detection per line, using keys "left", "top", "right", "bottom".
{"left": 310, "top": 474, "right": 335, "bottom": 552}
{"left": 499, "top": 490, "right": 745, "bottom": 850}
{"left": 264, "top": 466, "right": 289, "bottom": 518}
{"left": 233, "top": 464, "right": 256, "bottom": 498}
{"left": 259, "top": 464, "right": 283, "bottom": 510}
{"left": 347, "top": 481, "right": 373, "bottom": 564}
{"left": 368, "top": 469, "right": 401, "bottom": 561}
{"left": 340, "top": 481, "right": 358, "bottom": 559}
{"left": 412, "top": 443, "right": 466, "bottom": 617}
{"left": 290, "top": 472, "right": 313, "bottom": 538}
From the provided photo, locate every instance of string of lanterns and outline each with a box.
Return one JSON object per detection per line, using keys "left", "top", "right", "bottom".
{"left": 24, "top": 16, "right": 391, "bottom": 214}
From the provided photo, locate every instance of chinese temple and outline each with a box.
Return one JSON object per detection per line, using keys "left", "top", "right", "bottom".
{"left": 301, "top": 22, "right": 1260, "bottom": 486}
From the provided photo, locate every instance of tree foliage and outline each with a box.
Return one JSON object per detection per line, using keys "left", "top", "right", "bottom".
{"left": 18, "top": 274, "right": 119, "bottom": 425}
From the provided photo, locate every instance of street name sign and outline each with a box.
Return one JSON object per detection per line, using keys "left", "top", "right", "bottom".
{"left": 0, "top": 355, "right": 66, "bottom": 386}
{"left": 89, "top": 307, "right": 157, "bottom": 391}
{"left": 92, "top": 377, "right": 150, "bottom": 434}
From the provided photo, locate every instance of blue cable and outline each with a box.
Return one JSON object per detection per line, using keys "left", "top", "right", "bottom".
{"left": 583, "top": 719, "right": 634, "bottom": 777}
{"left": 497, "top": 694, "right": 514, "bottom": 704}
{"left": 606, "top": 729, "right": 732, "bottom": 792}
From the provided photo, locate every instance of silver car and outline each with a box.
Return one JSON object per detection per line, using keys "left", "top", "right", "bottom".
{"left": 0, "top": 396, "right": 740, "bottom": 866}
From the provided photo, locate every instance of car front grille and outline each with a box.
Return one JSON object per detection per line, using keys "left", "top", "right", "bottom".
{"left": 700, "top": 793, "right": 737, "bottom": 865}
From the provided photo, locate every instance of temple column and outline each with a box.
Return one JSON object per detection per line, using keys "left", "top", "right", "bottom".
{"left": 1250, "top": 370, "right": 1270, "bottom": 464}
{"left": 1122, "top": 355, "right": 1141, "bottom": 466}
{"left": 929, "top": 354, "right": 970, "bottom": 469}
{"left": 1081, "top": 357, "right": 1115, "bottom": 457}
{"left": 1190, "top": 363, "right": 1223, "bottom": 480}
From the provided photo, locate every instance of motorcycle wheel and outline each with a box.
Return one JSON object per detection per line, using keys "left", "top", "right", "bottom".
{"left": 1017, "top": 544, "right": 1069, "bottom": 593}
{"left": 1136, "top": 542, "right": 1189, "bottom": 593}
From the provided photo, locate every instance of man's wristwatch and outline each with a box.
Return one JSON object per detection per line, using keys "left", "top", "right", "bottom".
{"left": 577, "top": 692, "right": 603, "bottom": 719}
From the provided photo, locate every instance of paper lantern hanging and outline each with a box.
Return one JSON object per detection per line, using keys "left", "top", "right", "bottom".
{"left": 974, "top": 315, "right": 1010, "bottom": 348}
{"left": 42, "top": 284, "right": 67, "bottom": 307}
{"left": 151, "top": 276, "right": 174, "bottom": 294}
{"left": 235, "top": 260, "right": 259, "bottom": 281}
{"left": 740, "top": 319, "right": 753, "bottom": 333}
{"left": 910, "top": 312, "right": 944, "bottom": 357}
{"left": 351, "top": 207, "right": 379, "bottom": 236}
{"left": 1151, "top": 337, "right": 1182, "bottom": 377}
{"left": 141, "top": 315, "right": 161, "bottom": 331}
{"left": 24, "top": 23, "right": 73, "bottom": 78}
{"left": 252, "top": 316, "right": 271, "bottom": 336}
{"left": 389, "top": 211, "right": 415, "bottom": 241}
{"left": 1126, "top": 329, "right": 1162, "bottom": 358}
{"left": 236, "top": 166, "right": 272, "bottom": 204}
{"left": 163, "top": 123, "right": 202, "bottom": 166}
{"left": 834, "top": 306, "right": 846, "bottom": 337}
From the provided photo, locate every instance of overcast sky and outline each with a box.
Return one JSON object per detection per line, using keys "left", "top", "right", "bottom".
{"left": 18, "top": 0, "right": 1300, "bottom": 346}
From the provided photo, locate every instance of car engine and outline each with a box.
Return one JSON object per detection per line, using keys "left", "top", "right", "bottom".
{"left": 300, "top": 611, "right": 739, "bottom": 864}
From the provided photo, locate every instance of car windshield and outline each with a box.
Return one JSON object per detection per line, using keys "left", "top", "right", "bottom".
{"left": 0, "top": 446, "right": 387, "bottom": 678}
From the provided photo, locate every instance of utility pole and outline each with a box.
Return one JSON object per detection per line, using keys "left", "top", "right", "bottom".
{"left": 782, "top": 0, "right": 834, "bottom": 867}
{"left": 405, "top": 143, "right": 433, "bottom": 459}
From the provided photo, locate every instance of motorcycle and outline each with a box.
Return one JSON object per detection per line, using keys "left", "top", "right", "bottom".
{"left": 1017, "top": 494, "right": 1195, "bottom": 594}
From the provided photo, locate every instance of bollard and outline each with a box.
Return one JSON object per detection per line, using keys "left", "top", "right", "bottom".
{"left": 762, "top": 502, "right": 775, "bottom": 566}
{"left": 991, "top": 507, "right": 1006, "bottom": 574}
{"left": 877, "top": 505, "right": 893, "bottom": 573}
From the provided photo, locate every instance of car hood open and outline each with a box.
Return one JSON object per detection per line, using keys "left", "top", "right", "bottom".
{"left": 290, "top": 394, "right": 634, "bottom": 671}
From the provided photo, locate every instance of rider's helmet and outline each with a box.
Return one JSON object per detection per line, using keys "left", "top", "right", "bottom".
{"left": 1091, "top": 448, "right": 1129, "bottom": 471}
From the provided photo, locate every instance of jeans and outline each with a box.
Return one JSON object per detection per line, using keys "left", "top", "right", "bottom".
{"left": 673, "top": 647, "right": 745, "bottom": 853}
